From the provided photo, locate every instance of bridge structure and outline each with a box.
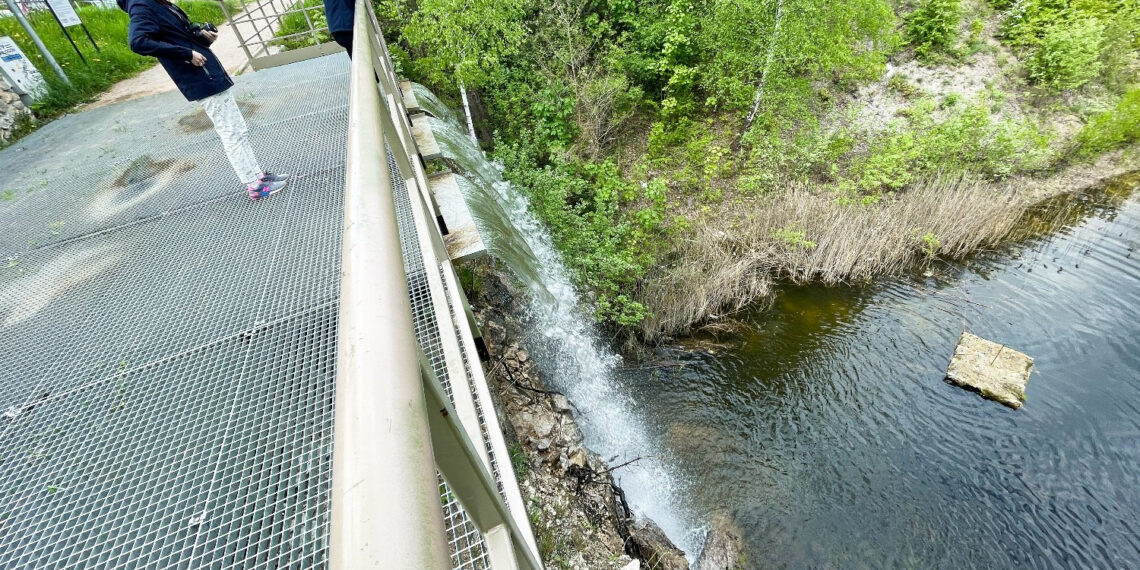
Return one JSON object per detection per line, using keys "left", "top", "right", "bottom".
{"left": 0, "top": 1, "right": 541, "bottom": 568}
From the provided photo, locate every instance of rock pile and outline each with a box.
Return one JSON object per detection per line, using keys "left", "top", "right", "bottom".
{"left": 0, "top": 81, "right": 32, "bottom": 142}
{"left": 473, "top": 262, "right": 692, "bottom": 569}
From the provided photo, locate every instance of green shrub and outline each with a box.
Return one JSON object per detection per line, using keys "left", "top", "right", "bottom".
{"left": 495, "top": 140, "right": 672, "bottom": 331}
{"left": 531, "top": 87, "right": 577, "bottom": 150}
{"left": 1025, "top": 19, "right": 1105, "bottom": 90}
{"left": 1075, "top": 87, "right": 1140, "bottom": 156}
{"left": 999, "top": 0, "right": 1138, "bottom": 90}
{"left": 849, "top": 96, "right": 1052, "bottom": 191}
{"left": 906, "top": 0, "right": 961, "bottom": 58}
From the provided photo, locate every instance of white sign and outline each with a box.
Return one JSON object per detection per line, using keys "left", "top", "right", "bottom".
{"left": 46, "top": 0, "right": 83, "bottom": 27}
{"left": 0, "top": 36, "right": 46, "bottom": 99}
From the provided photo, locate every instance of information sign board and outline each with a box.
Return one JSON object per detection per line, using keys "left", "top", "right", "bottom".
{"left": 46, "top": 0, "right": 83, "bottom": 27}
{"left": 0, "top": 36, "right": 46, "bottom": 99}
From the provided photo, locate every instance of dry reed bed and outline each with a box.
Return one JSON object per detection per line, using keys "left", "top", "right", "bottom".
{"left": 639, "top": 177, "right": 1036, "bottom": 339}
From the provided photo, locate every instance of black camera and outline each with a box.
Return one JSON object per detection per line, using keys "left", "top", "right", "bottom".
{"left": 190, "top": 22, "right": 218, "bottom": 35}
{"left": 190, "top": 22, "right": 218, "bottom": 46}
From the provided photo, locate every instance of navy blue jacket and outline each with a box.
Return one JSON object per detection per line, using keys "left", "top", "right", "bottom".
{"left": 323, "top": 0, "right": 353, "bottom": 33}
{"left": 118, "top": 0, "right": 232, "bottom": 101}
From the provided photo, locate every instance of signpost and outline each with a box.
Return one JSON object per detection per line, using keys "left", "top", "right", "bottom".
{"left": 45, "top": 0, "right": 82, "bottom": 27}
{"left": 0, "top": 36, "right": 46, "bottom": 101}
{"left": 41, "top": 0, "right": 100, "bottom": 65}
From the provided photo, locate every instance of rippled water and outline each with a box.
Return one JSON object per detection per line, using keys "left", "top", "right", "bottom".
{"left": 629, "top": 178, "right": 1140, "bottom": 568}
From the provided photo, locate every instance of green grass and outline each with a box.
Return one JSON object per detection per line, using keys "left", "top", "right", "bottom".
{"left": 0, "top": 2, "right": 227, "bottom": 126}
{"left": 271, "top": 0, "right": 329, "bottom": 51}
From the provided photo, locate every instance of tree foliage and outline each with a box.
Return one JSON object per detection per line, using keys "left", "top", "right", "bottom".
{"left": 402, "top": 0, "right": 527, "bottom": 87}
{"left": 999, "top": 0, "right": 1140, "bottom": 91}
{"left": 384, "top": 0, "right": 1139, "bottom": 334}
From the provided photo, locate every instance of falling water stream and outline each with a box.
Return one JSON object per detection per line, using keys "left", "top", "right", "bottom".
{"left": 415, "top": 86, "right": 701, "bottom": 554}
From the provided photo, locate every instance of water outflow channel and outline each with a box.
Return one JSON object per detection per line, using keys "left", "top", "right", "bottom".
{"left": 631, "top": 178, "right": 1140, "bottom": 568}
{"left": 415, "top": 86, "right": 700, "bottom": 552}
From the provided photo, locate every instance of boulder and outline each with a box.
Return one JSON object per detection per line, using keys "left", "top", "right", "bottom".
{"left": 945, "top": 332, "right": 1033, "bottom": 409}
{"left": 627, "top": 518, "right": 690, "bottom": 570}
{"left": 551, "top": 393, "right": 574, "bottom": 414}
{"left": 694, "top": 512, "right": 745, "bottom": 570}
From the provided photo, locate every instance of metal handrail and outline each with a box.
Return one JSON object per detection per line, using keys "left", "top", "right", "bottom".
{"left": 329, "top": 4, "right": 451, "bottom": 568}
{"left": 331, "top": 1, "right": 543, "bottom": 568}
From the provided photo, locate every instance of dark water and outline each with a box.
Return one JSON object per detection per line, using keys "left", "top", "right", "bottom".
{"left": 628, "top": 178, "right": 1140, "bottom": 568}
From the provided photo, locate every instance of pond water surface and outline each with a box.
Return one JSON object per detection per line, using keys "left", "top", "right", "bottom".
{"left": 627, "top": 178, "right": 1140, "bottom": 568}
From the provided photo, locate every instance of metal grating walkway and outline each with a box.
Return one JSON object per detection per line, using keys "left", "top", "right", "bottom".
{"left": 0, "top": 54, "right": 489, "bottom": 568}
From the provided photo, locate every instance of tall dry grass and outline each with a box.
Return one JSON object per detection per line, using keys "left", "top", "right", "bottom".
{"left": 638, "top": 176, "right": 1035, "bottom": 339}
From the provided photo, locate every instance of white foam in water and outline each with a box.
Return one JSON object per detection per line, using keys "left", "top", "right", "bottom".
{"left": 417, "top": 87, "right": 701, "bottom": 557}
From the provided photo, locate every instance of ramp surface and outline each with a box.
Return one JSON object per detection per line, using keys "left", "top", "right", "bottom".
{"left": 0, "top": 55, "right": 349, "bottom": 569}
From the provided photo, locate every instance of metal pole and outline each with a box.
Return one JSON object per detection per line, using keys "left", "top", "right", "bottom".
{"left": 45, "top": 4, "right": 87, "bottom": 65}
{"left": 328, "top": 2, "right": 451, "bottom": 568}
{"left": 79, "top": 22, "right": 99, "bottom": 52}
{"left": 3, "top": 0, "right": 70, "bottom": 84}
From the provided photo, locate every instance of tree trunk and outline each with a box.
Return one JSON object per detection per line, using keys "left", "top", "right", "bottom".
{"left": 744, "top": 0, "right": 786, "bottom": 131}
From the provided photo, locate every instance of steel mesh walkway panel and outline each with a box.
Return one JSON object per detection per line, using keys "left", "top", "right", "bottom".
{"left": 194, "top": 307, "right": 337, "bottom": 569}
{"left": 0, "top": 56, "right": 351, "bottom": 569}
{"left": 1, "top": 53, "right": 508, "bottom": 568}
{"left": 0, "top": 102, "right": 348, "bottom": 255}
{"left": 0, "top": 342, "right": 247, "bottom": 568}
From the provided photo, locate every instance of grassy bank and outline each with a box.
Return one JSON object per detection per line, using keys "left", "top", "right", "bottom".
{"left": 0, "top": 1, "right": 227, "bottom": 143}
{"left": 374, "top": 0, "right": 1140, "bottom": 345}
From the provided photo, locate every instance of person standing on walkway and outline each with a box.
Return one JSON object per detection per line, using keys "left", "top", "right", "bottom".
{"left": 322, "top": 0, "right": 354, "bottom": 57}
{"left": 118, "top": 0, "right": 288, "bottom": 201}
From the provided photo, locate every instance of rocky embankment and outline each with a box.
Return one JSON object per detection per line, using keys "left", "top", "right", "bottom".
{"left": 0, "top": 82, "right": 31, "bottom": 142}
{"left": 470, "top": 261, "right": 728, "bottom": 569}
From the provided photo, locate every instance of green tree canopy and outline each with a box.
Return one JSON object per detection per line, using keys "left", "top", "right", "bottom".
{"left": 402, "top": 0, "right": 528, "bottom": 87}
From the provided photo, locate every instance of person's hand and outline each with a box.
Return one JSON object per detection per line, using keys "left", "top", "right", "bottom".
{"left": 200, "top": 30, "right": 218, "bottom": 44}
{"left": 190, "top": 51, "right": 206, "bottom": 67}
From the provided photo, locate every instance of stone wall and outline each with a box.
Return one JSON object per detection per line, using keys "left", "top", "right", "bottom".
{"left": 0, "top": 79, "right": 32, "bottom": 142}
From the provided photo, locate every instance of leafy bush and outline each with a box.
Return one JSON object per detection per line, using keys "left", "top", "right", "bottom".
{"left": 702, "top": 0, "right": 896, "bottom": 113}
{"left": 531, "top": 87, "right": 577, "bottom": 150}
{"left": 906, "top": 0, "right": 962, "bottom": 58}
{"left": 999, "top": 0, "right": 1138, "bottom": 91}
{"left": 1025, "top": 19, "right": 1105, "bottom": 90}
{"left": 849, "top": 97, "right": 1052, "bottom": 191}
{"left": 1075, "top": 87, "right": 1140, "bottom": 156}
{"left": 495, "top": 140, "right": 672, "bottom": 330}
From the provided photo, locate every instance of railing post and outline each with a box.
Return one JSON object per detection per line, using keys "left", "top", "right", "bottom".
{"left": 328, "top": 3, "right": 451, "bottom": 568}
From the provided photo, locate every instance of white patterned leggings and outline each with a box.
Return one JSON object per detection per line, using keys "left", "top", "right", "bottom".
{"left": 199, "top": 89, "right": 263, "bottom": 186}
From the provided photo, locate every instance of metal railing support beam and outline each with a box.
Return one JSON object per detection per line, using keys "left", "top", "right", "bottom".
{"left": 328, "top": 4, "right": 451, "bottom": 568}
{"left": 422, "top": 362, "right": 544, "bottom": 570}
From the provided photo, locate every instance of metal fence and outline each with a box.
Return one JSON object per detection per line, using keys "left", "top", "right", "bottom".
{"left": 222, "top": 0, "right": 342, "bottom": 71}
